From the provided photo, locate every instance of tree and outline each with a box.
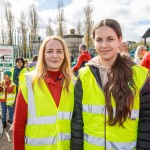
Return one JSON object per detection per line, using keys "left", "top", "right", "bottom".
{"left": 28, "top": 4, "right": 39, "bottom": 57}
{"left": 1, "top": 28, "right": 5, "bottom": 45}
{"left": 0, "top": 21, "right": 5, "bottom": 45}
{"left": 83, "top": 4, "right": 94, "bottom": 48}
{"left": 5, "top": 1, "right": 14, "bottom": 45}
{"left": 56, "top": 0, "right": 66, "bottom": 38}
{"left": 19, "top": 12, "right": 28, "bottom": 58}
{"left": 128, "top": 41, "right": 150, "bottom": 52}
{"left": 46, "top": 18, "right": 54, "bottom": 36}
{"left": 76, "top": 20, "right": 82, "bottom": 35}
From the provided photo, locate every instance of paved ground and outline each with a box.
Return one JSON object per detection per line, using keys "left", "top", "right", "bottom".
{"left": 0, "top": 105, "right": 13, "bottom": 150}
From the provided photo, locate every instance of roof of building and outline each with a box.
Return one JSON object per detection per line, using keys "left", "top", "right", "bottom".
{"left": 142, "top": 27, "right": 150, "bottom": 38}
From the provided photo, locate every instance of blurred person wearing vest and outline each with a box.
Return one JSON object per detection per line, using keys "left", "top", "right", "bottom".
{"left": 24, "top": 59, "right": 30, "bottom": 72}
{"left": 72, "top": 44, "right": 91, "bottom": 76}
{"left": 13, "top": 36, "right": 74, "bottom": 150}
{"left": 140, "top": 48, "right": 150, "bottom": 69}
{"left": 28, "top": 55, "right": 38, "bottom": 71}
{"left": 0, "top": 70, "right": 16, "bottom": 128}
{"left": 11, "top": 57, "right": 29, "bottom": 92}
{"left": 11, "top": 57, "right": 29, "bottom": 102}
{"left": 71, "top": 19, "right": 150, "bottom": 150}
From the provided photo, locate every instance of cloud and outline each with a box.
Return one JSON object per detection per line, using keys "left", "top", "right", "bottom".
{"left": 0, "top": 0, "right": 150, "bottom": 42}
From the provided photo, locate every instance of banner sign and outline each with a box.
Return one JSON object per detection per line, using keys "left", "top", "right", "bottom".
{"left": 0, "top": 45, "right": 14, "bottom": 72}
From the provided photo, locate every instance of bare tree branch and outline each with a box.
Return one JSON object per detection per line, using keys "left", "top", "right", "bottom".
{"left": 76, "top": 20, "right": 82, "bottom": 35}
{"left": 56, "top": 0, "right": 66, "bottom": 38}
{"left": 5, "top": 1, "right": 14, "bottom": 45}
{"left": 46, "top": 18, "right": 54, "bottom": 36}
{"left": 83, "top": 4, "right": 94, "bottom": 48}
{"left": 19, "top": 12, "right": 28, "bottom": 58}
{"left": 28, "top": 4, "right": 39, "bottom": 56}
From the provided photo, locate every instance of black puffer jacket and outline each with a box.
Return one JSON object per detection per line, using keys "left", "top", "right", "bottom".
{"left": 71, "top": 65, "right": 150, "bottom": 150}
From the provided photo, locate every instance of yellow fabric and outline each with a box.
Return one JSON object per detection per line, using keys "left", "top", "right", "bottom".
{"left": 0, "top": 80, "right": 16, "bottom": 105}
{"left": 11, "top": 67, "right": 29, "bottom": 83}
{"left": 21, "top": 75, "right": 74, "bottom": 150}
{"left": 79, "top": 65, "right": 148, "bottom": 149}
{"left": 29, "top": 65, "right": 35, "bottom": 71}
{"left": 6, "top": 81, "right": 16, "bottom": 105}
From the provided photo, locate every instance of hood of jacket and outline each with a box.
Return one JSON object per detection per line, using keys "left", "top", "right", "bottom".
{"left": 86, "top": 56, "right": 109, "bottom": 88}
{"left": 80, "top": 51, "right": 91, "bottom": 61}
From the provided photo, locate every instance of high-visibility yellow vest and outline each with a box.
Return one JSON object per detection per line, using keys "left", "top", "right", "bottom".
{"left": 21, "top": 74, "right": 74, "bottom": 150}
{"left": 29, "top": 65, "right": 36, "bottom": 71}
{"left": 0, "top": 80, "right": 16, "bottom": 105}
{"left": 11, "top": 67, "right": 29, "bottom": 85}
{"left": 79, "top": 65, "right": 148, "bottom": 150}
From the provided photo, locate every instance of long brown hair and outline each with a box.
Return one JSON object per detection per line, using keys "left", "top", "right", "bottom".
{"left": 33, "top": 36, "right": 72, "bottom": 92}
{"left": 92, "top": 19, "right": 136, "bottom": 126}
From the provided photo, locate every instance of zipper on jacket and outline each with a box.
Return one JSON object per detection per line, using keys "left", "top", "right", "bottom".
{"left": 96, "top": 82, "right": 107, "bottom": 150}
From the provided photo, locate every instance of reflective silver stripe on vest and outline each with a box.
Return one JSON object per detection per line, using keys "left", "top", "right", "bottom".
{"left": 84, "top": 132, "right": 104, "bottom": 146}
{"left": 7, "top": 94, "right": 15, "bottom": 98}
{"left": 83, "top": 105, "right": 105, "bottom": 114}
{"left": 7, "top": 100, "right": 15, "bottom": 104}
{"left": 130, "top": 109, "right": 139, "bottom": 120}
{"left": 25, "top": 133, "right": 71, "bottom": 145}
{"left": 27, "top": 116, "right": 56, "bottom": 125}
{"left": 58, "top": 133, "right": 71, "bottom": 141}
{"left": 27, "top": 112, "right": 72, "bottom": 125}
{"left": 25, "top": 136, "right": 56, "bottom": 145}
{"left": 26, "top": 76, "right": 36, "bottom": 117}
{"left": 84, "top": 133, "right": 136, "bottom": 149}
{"left": 82, "top": 105, "right": 139, "bottom": 119}
{"left": 58, "top": 111, "right": 72, "bottom": 119}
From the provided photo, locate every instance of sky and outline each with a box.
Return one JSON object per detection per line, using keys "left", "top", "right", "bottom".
{"left": 0, "top": 0, "right": 150, "bottom": 42}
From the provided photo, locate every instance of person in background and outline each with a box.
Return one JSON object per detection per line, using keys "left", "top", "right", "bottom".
{"left": 134, "top": 45, "right": 147, "bottom": 65}
{"left": 88, "top": 48, "right": 95, "bottom": 58}
{"left": 13, "top": 36, "right": 74, "bottom": 150}
{"left": 11, "top": 57, "right": 29, "bottom": 104}
{"left": 70, "top": 55, "right": 74, "bottom": 63}
{"left": 72, "top": 44, "right": 91, "bottom": 76}
{"left": 71, "top": 19, "right": 150, "bottom": 150}
{"left": 24, "top": 59, "right": 30, "bottom": 71}
{"left": 119, "top": 42, "right": 129, "bottom": 54}
{"left": 140, "top": 47, "right": 150, "bottom": 69}
{"left": 28, "top": 55, "right": 38, "bottom": 71}
{"left": 0, "top": 71, "right": 16, "bottom": 128}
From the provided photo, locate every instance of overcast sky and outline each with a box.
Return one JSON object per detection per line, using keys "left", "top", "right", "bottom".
{"left": 0, "top": 0, "right": 150, "bottom": 42}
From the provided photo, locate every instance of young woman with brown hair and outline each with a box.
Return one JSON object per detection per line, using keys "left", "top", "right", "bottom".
{"left": 13, "top": 36, "right": 74, "bottom": 150}
{"left": 71, "top": 19, "right": 150, "bottom": 150}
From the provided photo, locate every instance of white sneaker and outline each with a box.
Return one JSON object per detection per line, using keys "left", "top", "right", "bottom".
{"left": 9, "top": 123, "right": 13, "bottom": 131}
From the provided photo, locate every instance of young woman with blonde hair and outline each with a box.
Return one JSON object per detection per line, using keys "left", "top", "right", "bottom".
{"left": 134, "top": 45, "right": 147, "bottom": 65}
{"left": 13, "top": 36, "right": 74, "bottom": 150}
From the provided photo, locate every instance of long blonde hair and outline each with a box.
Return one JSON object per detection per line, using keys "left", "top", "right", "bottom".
{"left": 33, "top": 36, "right": 72, "bottom": 92}
{"left": 134, "top": 45, "right": 147, "bottom": 59}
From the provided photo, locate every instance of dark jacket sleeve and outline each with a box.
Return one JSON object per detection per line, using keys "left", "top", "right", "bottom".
{"left": 137, "top": 74, "right": 150, "bottom": 149}
{"left": 71, "top": 78, "right": 83, "bottom": 150}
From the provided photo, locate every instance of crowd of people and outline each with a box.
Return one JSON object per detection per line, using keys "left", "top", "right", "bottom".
{"left": 0, "top": 55, "right": 38, "bottom": 130}
{"left": 0, "top": 18, "right": 150, "bottom": 150}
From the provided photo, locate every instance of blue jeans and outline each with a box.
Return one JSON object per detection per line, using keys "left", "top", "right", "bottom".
{"left": 1, "top": 102, "right": 14, "bottom": 124}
